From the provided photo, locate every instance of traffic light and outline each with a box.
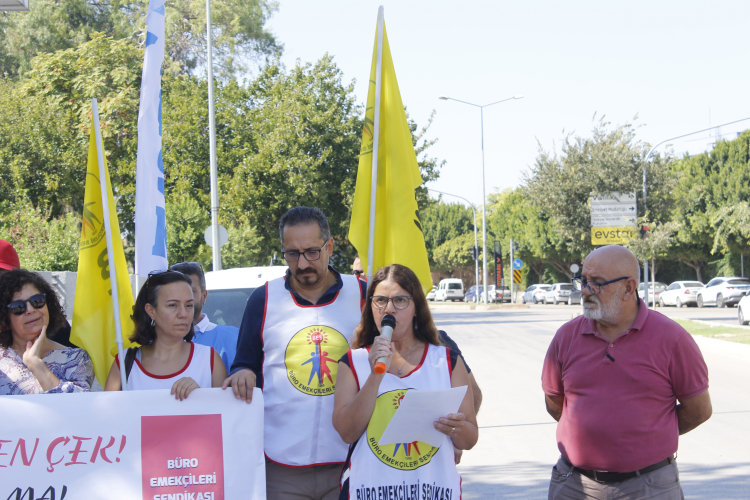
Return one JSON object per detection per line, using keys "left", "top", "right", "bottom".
{"left": 640, "top": 226, "right": 650, "bottom": 238}
{"left": 470, "top": 245, "right": 478, "bottom": 260}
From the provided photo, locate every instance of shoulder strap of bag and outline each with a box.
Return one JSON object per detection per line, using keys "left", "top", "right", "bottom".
{"left": 124, "top": 347, "right": 138, "bottom": 382}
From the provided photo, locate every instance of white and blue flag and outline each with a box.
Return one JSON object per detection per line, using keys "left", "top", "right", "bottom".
{"left": 135, "top": 0, "right": 168, "bottom": 277}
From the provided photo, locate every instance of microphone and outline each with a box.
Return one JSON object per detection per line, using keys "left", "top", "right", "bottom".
{"left": 373, "top": 314, "right": 396, "bottom": 374}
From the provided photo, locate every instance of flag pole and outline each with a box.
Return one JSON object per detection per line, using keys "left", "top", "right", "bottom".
{"left": 92, "top": 98, "right": 128, "bottom": 391}
{"left": 366, "top": 5, "right": 385, "bottom": 282}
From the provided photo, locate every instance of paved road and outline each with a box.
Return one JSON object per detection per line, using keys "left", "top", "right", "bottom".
{"left": 430, "top": 304, "right": 750, "bottom": 499}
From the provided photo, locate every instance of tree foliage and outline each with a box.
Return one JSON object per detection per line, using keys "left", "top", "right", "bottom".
{"left": 0, "top": 0, "right": 281, "bottom": 78}
{"left": 421, "top": 201, "right": 475, "bottom": 267}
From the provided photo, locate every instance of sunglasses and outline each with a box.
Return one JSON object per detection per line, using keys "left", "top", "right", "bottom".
{"left": 7, "top": 293, "right": 47, "bottom": 315}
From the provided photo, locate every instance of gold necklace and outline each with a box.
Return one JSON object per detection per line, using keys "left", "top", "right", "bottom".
{"left": 396, "top": 342, "right": 420, "bottom": 375}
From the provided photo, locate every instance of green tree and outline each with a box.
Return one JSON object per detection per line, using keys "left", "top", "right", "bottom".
{"left": 432, "top": 232, "right": 475, "bottom": 276}
{"left": 165, "top": 194, "right": 210, "bottom": 264}
{"left": 0, "top": 0, "right": 281, "bottom": 78}
{"left": 420, "top": 201, "right": 474, "bottom": 266}
{"left": 524, "top": 119, "right": 675, "bottom": 258}
{"left": 625, "top": 219, "right": 679, "bottom": 283}
{"left": 0, "top": 199, "right": 80, "bottom": 272}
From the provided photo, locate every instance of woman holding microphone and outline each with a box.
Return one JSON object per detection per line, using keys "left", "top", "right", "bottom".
{"left": 105, "top": 270, "right": 226, "bottom": 399}
{"left": 333, "top": 264, "right": 477, "bottom": 498}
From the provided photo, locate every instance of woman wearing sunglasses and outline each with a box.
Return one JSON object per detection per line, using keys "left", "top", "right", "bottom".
{"left": 333, "top": 264, "right": 477, "bottom": 498}
{"left": 104, "top": 270, "right": 227, "bottom": 400}
{"left": 0, "top": 269, "right": 94, "bottom": 394}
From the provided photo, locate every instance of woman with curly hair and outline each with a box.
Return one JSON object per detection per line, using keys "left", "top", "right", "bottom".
{"left": 0, "top": 269, "right": 94, "bottom": 394}
{"left": 104, "top": 270, "right": 226, "bottom": 400}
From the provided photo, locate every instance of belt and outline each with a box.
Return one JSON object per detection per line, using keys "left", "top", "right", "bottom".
{"left": 562, "top": 456, "right": 674, "bottom": 483}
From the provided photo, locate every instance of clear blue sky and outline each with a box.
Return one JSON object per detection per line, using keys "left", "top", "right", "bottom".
{"left": 266, "top": 0, "right": 750, "bottom": 208}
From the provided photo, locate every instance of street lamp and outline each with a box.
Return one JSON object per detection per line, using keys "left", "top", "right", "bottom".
{"left": 438, "top": 95, "right": 523, "bottom": 304}
{"left": 428, "top": 188, "right": 480, "bottom": 303}
{"left": 641, "top": 115, "right": 750, "bottom": 308}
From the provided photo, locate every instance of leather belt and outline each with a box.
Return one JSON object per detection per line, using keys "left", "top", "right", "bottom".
{"left": 562, "top": 456, "right": 674, "bottom": 483}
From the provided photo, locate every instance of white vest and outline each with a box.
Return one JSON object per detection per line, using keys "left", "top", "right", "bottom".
{"left": 346, "top": 344, "right": 461, "bottom": 499}
{"left": 125, "top": 343, "right": 214, "bottom": 391}
{"left": 262, "top": 274, "right": 362, "bottom": 466}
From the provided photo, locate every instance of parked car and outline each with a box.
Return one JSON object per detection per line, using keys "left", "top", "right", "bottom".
{"left": 435, "top": 278, "right": 464, "bottom": 302}
{"left": 426, "top": 286, "right": 437, "bottom": 301}
{"left": 638, "top": 282, "right": 667, "bottom": 306}
{"left": 696, "top": 277, "right": 750, "bottom": 308}
{"left": 542, "top": 283, "right": 574, "bottom": 304}
{"left": 480, "top": 284, "right": 510, "bottom": 303}
{"left": 658, "top": 281, "right": 705, "bottom": 307}
{"left": 567, "top": 289, "right": 582, "bottom": 305}
{"left": 463, "top": 285, "right": 483, "bottom": 303}
{"left": 521, "top": 284, "right": 551, "bottom": 304}
{"left": 738, "top": 293, "right": 750, "bottom": 325}
{"left": 204, "top": 266, "right": 288, "bottom": 328}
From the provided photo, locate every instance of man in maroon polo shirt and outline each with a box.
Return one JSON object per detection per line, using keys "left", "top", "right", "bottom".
{"left": 542, "top": 245, "right": 712, "bottom": 499}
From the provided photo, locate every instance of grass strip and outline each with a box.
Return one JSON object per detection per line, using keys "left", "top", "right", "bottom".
{"left": 674, "top": 319, "right": 750, "bottom": 345}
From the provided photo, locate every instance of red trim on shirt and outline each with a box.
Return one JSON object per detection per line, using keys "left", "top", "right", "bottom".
{"left": 401, "top": 344, "right": 429, "bottom": 378}
{"left": 347, "top": 350, "right": 360, "bottom": 390}
{"left": 210, "top": 347, "right": 215, "bottom": 372}
{"left": 134, "top": 342, "right": 195, "bottom": 379}
{"left": 115, "top": 353, "right": 120, "bottom": 370}
{"left": 260, "top": 282, "right": 268, "bottom": 390}
{"left": 264, "top": 452, "right": 344, "bottom": 468}
{"left": 446, "top": 346, "right": 453, "bottom": 378}
{"left": 290, "top": 289, "right": 341, "bottom": 308}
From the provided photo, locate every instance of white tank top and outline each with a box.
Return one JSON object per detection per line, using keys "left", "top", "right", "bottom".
{"left": 345, "top": 344, "right": 461, "bottom": 498}
{"left": 118, "top": 342, "right": 214, "bottom": 391}
{"left": 262, "top": 274, "right": 362, "bottom": 466}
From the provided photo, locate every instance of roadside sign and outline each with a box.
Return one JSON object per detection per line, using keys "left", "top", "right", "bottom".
{"left": 590, "top": 192, "right": 636, "bottom": 245}
{"left": 512, "top": 269, "right": 522, "bottom": 284}
{"left": 570, "top": 263, "right": 580, "bottom": 274}
{"left": 513, "top": 258, "right": 523, "bottom": 270}
{"left": 204, "top": 224, "right": 229, "bottom": 247}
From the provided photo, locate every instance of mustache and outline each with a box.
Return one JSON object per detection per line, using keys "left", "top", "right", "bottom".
{"left": 295, "top": 269, "right": 318, "bottom": 276}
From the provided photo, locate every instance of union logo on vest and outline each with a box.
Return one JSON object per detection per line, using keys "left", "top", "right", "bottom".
{"left": 285, "top": 326, "right": 348, "bottom": 396}
{"left": 366, "top": 389, "right": 439, "bottom": 470}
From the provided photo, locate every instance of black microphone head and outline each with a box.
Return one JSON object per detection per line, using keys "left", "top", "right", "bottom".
{"left": 381, "top": 314, "right": 396, "bottom": 330}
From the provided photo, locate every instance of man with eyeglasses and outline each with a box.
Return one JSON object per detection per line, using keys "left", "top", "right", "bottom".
{"left": 542, "top": 245, "right": 711, "bottom": 500}
{"left": 169, "top": 262, "right": 238, "bottom": 370}
{"left": 223, "top": 206, "right": 366, "bottom": 500}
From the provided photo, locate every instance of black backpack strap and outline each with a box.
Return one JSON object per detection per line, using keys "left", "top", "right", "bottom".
{"left": 124, "top": 347, "right": 138, "bottom": 382}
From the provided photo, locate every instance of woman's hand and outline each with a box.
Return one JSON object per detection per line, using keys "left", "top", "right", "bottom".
{"left": 368, "top": 335, "right": 394, "bottom": 373}
{"left": 22, "top": 324, "right": 47, "bottom": 371}
{"left": 171, "top": 377, "right": 200, "bottom": 401}
{"left": 434, "top": 413, "right": 467, "bottom": 438}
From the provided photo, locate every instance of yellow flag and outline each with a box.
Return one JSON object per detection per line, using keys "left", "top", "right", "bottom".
{"left": 71, "top": 120, "right": 137, "bottom": 386}
{"left": 348, "top": 16, "right": 433, "bottom": 293}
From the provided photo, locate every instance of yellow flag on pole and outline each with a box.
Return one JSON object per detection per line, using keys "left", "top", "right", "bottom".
{"left": 71, "top": 119, "right": 137, "bottom": 386}
{"left": 348, "top": 9, "right": 433, "bottom": 293}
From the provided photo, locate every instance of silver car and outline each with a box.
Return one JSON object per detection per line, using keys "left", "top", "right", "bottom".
{"left": 659, "top": 281, "right": 704, "bottom": 307}
{"left": 521, "top": 284, "right": 551, "bottom": 304}
{"left": 543, "top": 283, "right": 574, "bottom": 305}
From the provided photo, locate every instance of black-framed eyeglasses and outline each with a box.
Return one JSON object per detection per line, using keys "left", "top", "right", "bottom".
{"left": 7, "top": 293, "right": 47, "bottom": 315}
{"left": 571, "top": 275, "right": 629, "bottom": 295}
{"left": 371, "top": 295, "right": 413, "bottom": 310}
{"left": 281, "top": 240, "right": 329, "bottom": 263}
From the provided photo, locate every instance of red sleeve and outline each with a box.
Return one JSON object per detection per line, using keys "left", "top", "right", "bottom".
{"left": 210, "top": 347, "right": 216, "bottom": 372}
{"left": 115, "top": 353, "right": 120, "bottom": 370}
{"left": 669, "top": 332, "right": 709, "bottom": 399}
{"left": 541, "top": 334, "right": 564, "bottom": 397}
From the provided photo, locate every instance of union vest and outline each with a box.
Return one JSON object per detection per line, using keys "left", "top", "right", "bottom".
{"left": 262, "top": 274, "right": 362, "bottom": 466}
{"left": 345, "top": 344, "right": 461, "bottom": 499}
{"left": 122, "top": 342, "right": 214, "bottom": 391}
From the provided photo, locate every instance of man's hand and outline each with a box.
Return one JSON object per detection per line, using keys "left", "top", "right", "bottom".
{"left": 677, "top": 390, "right": 712, "bottom": 435}
{"left": 221, "top": 369, "right": 256, "bottom": 404}
{"left": 545, "top": 394, "right": 563, "bottom": 422}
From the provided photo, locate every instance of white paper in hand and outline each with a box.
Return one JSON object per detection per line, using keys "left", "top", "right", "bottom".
{"left": 378, "top": 385, "right": 467, "bottom": 448}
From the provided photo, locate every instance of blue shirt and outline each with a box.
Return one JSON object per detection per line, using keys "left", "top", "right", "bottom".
{"left": 192, "top": 314, "right": 239, "bottom": 371}
{"left": 231, "top": 267, "right": 367, "bottom": 387}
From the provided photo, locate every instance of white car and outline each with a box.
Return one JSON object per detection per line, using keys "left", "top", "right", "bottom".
{"left": 638, "top": 282, "right": 667, "bottom": 306}
{"left": 203, "top": 266, "right": 288, "bottom": 328}
{"left": 543, "top": 283, "right": 574, "bottom": 305}
{"left": 426, "top": 286, "right": 437, "bottom": 301}
{"left": 435, "top": 278, "right": 464, "bottom": 302}
{"left": 696, "top": 277, "right": 750, "bottom": 308}
{"left": 521, "top": 284, "right": 551, "bottom": 304}
{"left": 481, "top": 284, "right": 511, "bottom": 303}
{"left": 659, "top": 281, "right": 704, "bottom": 308}
{"left": 738, "top": 294, "right": 750, "bottom": 325}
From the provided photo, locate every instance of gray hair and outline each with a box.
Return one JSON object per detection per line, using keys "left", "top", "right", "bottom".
{"left": 279, "top": 206, "right": 331, "bottom": 245}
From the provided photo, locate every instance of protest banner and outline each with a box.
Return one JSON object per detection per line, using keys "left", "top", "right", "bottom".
{"left": 0, "top": 388, "right": 265, "bottom": 499}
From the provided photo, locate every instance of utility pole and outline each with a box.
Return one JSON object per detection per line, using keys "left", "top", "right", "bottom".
{"left": 510, "top": 238, "right": 514, "bottom": 303}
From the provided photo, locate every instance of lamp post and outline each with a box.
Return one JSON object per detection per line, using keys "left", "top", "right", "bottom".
{"left": 438, "top": 95, "right": 523, "bottom": 304}
{"left": 428, "top": 188, "right": 480, "bottom": 302}
{"left": 641, "top": 116, "right": 750, "bottom": 307}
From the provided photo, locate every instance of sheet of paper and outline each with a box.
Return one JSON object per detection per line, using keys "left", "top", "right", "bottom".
{"left": 379, "top": 385, "right": 468, "bottom": 448}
